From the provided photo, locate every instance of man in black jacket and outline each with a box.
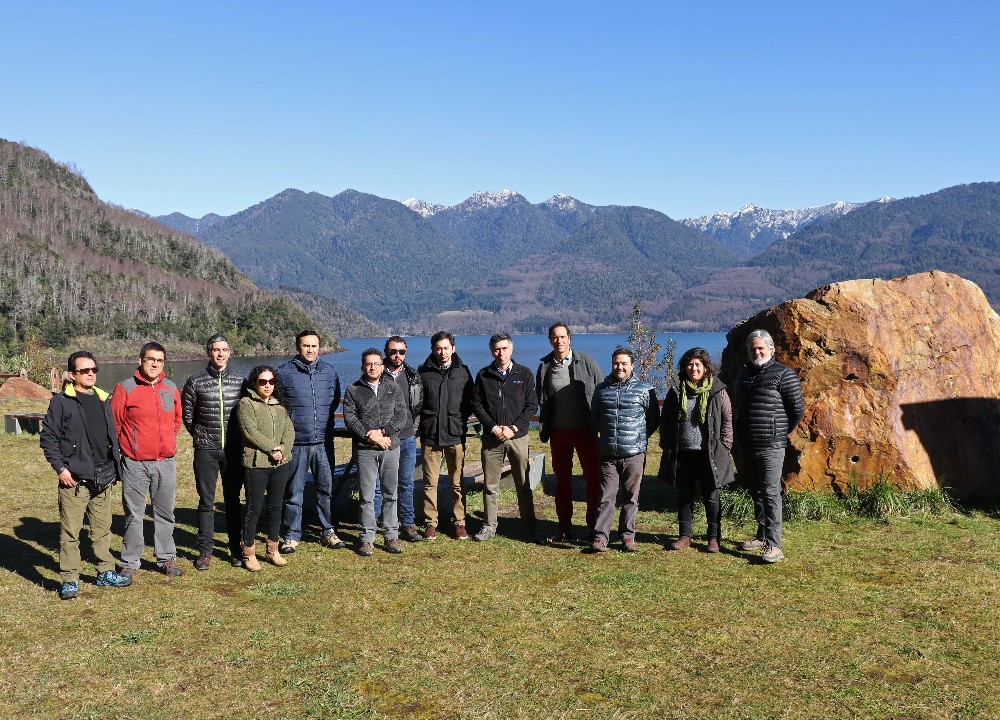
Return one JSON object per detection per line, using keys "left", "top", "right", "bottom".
{"left": 41, "top": 351, "right": 133, "bottom": 600}
{"left": 418, "top": 331, "right": 474, "bottom": 540}
{"left": 471, "top": 333, "right": 539, "bottom": 542}
{"left": 734, "top": 329, "right": 804, "bottom": 564}
{"left": 181, "top": 334, "right": 245, "bottom": 570}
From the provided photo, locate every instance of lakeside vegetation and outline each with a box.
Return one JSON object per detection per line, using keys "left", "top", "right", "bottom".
{"left": 2, "top": 406, "right": 997, "bottom": 719}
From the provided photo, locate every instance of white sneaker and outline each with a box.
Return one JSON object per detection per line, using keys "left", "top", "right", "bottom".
{"left": 279, "top": 538, "right": 299, "bottom": 554}
{"left": 762, "top": 546, "right": 785, "bottom": 564}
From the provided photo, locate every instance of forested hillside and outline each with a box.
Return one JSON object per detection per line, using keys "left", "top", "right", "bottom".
{"left": 0, "top": 140, "right": 332, "bottom": 354}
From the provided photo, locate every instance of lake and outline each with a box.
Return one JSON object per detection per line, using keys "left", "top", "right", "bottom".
{"left": 98, "top": 332, "right": 729, "bottom": 391}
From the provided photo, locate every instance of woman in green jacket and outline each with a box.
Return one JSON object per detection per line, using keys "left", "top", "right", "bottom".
{"left": 237, "top": 365, "right": 295, "bottom": 570}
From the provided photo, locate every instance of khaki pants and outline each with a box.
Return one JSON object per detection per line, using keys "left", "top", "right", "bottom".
{"left": 421, "top": 443, "right": 466, "bottom": 528}
{"left": 481, "top": 434, "right": 535, "bottom": 535}
{"left": 59, "top": 483, "right": 115, "bottom": 582}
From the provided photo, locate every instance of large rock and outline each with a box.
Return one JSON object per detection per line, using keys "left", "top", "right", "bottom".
{"left": 720, "top": 271, "right": 1000, "bottom": 502}
{"left": 0, "top": 376, "right": 53, "bottom": 400}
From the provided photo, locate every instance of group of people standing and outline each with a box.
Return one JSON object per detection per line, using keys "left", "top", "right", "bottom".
{"left": 40, "top": 323, "right": 803, "bottom": 601}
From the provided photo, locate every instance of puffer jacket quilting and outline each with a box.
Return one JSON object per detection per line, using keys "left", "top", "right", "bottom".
{"left": 181, "top": 365, "right": 244, "bottom": 450}
{"left": 591, "top": 373, "right": 659, "bottom": 458}
{"left": 275, "top": 357, "right": 341, "bottom": 445}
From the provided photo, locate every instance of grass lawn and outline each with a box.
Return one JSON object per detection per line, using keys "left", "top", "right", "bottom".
{"left": 2, "top": 399, "right": 999, "bottom": 719}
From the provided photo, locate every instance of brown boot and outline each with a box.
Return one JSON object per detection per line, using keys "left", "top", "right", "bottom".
{"left": 242, "top": 543, "right": 261, "bottom": 572}
{"left": 266, "top": 540, "right": 287, "bottom": 566}
{"left": 670, "top": 535, "right": 692, "bottom": 551}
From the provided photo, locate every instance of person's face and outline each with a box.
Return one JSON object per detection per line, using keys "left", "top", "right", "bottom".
{"left": 685, "top": 358, "right": 706, "bottom": 384}
{"left": 297, "top": 335, "right": 321, "bottom": 364}
{"left": 549, "top": 327, "right": 571, "bottom": 358}
{"left": 432, "top": 339, "right": 454, "bottom": 367}
{"left": 139, "top": 350, "right": 165, "bottom": 382}
{"left": 207, "top": 341, "right": 231, "bottom": 370}
{"left": 72, "top": 358, "right": 98, "bottom": 391}
{"left": 362, "top": 354, "right": 383, "bottom": 383}
{"left": 255, "top": 371, "right": 276, "bottom": 399}
{"left": 749, "top": 338, "right": 773, "bottom": 366}
{"left": 611, "top": 353, "right": 633, "bottom": 381}
{"left": 385, "top": 341, "right": 407, "bottom": 370}
{"left": 491, "top": 340, "right": 513, "bottom": 368}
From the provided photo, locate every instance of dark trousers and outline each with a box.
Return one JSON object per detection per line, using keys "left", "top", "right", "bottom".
{"left": 594, "top": 453, "right": 645, "bottom": 543}
{"left": 744, "top": 446, "right": 786, "bottom": 548}
{"left": 676, "top": 450, "right": 721, "bottom": 540}
{"left": 243, "top": 464, "right": 292, "bottom": 545}
{"left": 194, "top": 447, "right": 244, "bottom": 554}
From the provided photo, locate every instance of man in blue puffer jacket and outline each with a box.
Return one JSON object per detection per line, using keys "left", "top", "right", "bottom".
{"left": 590, "top": 347, "right": 659, "bottom": 553}
{"left": 276, "top": 330, "right": 343, "bottom": 553}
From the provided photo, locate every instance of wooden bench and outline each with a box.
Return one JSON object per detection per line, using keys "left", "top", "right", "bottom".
{"left": 4, "top": 413, "right": 45, "bottom": 435}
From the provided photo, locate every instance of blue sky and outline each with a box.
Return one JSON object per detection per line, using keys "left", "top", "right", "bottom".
{"left": 4, "top": 2, "right": 998, "bottom": 218}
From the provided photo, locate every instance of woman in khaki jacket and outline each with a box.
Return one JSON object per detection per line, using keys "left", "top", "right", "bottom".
{"left": 237, "top": 365, "right": 295, "bottom": 570}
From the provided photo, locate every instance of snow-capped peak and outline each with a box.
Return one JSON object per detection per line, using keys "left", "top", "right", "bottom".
{"left": 542, "top": 194, "right": 582, "bottom": 211}
{"left": 459, "top": 189, "right": 522, "bottom": 211}
{"left": 402, "top": 198, "right": 445, "bottom": 218}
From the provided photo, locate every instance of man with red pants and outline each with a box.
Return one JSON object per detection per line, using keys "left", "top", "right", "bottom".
{"left": 536, "top": 322, "right": 603, "bottom": 544}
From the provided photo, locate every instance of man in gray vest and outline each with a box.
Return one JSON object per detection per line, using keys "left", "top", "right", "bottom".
{"left": 181, "top": 333, "right": 245, "bottom": 570}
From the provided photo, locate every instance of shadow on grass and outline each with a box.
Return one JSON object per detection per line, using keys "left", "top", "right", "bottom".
{"left": 4, "top": 516, "right": 60, "bottom": 589}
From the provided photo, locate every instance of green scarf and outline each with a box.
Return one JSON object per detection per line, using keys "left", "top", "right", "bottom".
{"left": 678, "top": 375, "right": 713, "bottom": 424}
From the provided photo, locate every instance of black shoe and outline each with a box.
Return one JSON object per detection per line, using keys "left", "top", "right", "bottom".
{"left": 194, "top": 552, "right": 212, "bottom": 571}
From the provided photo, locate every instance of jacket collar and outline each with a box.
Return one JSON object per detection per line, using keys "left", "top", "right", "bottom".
{"left": 133, "top": 369, "right": 163, "bottom": 387}
{"left": 64, "top": 384, "right": 110, "bottom": 401}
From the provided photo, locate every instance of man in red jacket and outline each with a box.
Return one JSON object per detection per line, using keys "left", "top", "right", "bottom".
{"left": 112, "top": 342, "right": 184, "bottom": 579}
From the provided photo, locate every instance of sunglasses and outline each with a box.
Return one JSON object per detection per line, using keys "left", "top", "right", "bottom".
{"left": 387, "top": 349, "right": 406, "bottom": 355}
{"left": 75, "top": 367, "right": 98, "bottom": 375}
{"left": 257, "top": 378, "right": 276, "bottom": 386}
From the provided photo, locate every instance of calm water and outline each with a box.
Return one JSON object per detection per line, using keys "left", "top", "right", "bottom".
{"left": 99, "top": 332, "right": 728, "bottom": 392}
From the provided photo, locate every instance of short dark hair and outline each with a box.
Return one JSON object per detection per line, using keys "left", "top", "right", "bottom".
{"left": 361, "top": 348, "right": 382, "bottom": 364}
{"left": 205, "top": 333, "right": 229, "bottom": 351}
{"left": 431, "top": 331, "right": 455, "bottom": 348}
{"left": 611, "top": 346, "right": 634, "bottom": 362}
{"left": 67, "top": 351, "right": 96, "bottom": 373}
{"left": 678, "top": 347, "right": 714, "bottom": 380}
{"left": 296, "top": 330, "right": 322, "bottom": 348}
{"left": 489, "top": 333, "right": 512, "bottom": 348}
{"left": 140, "top": 342, "right": 166, "bottom": 360}
{"left": 548, "top": 322, "right": 571, "bottom": 339}
{"left": 384, "top": 336, "right": 407, "bottom": 354}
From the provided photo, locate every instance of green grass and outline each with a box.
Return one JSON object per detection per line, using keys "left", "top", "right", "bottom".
{"left": 2, "top": 404, "right": 999, "bottom": 719}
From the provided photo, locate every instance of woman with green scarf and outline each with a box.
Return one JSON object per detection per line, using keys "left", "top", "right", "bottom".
{"left": 658, "top": 348, "right": 734, "bottom": 553}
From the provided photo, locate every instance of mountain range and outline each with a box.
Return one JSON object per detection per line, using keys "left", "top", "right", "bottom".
{"left": 155, "top": 182, "right": 1000, "bottom": 335}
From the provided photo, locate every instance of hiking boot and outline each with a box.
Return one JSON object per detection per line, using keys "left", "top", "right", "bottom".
{"left": 357, "top": 542, "right": 375, "bottom": 557}
{"left": 117, "top": 566, "right": 137, "bottom": 581}
{"left": 454, "top": 525, "right": 469, "bottom": 540}
{"left": 59, "top": 581, "right": 79, "bottom": 600}
{"left": 385, "top": 538, "right": 404, "bottom": 554}
{"left": 546, "top": 532, "right": 573, "bottom": 545}
{"left": 402, "top": 525, "right": 424, "bottom": 543}
{"left": 670, "top": 535, "right": 692, "bottom": 551}
{"left": 590, "top": 538, "right": 608, "bottom": 553}
{"left": 762, "top": 546, "right": 785, "bottom": 564}
{"left": 96, "top": 570, "right": 133, "bottom": 588}
{"left": 474, "top": 526, "right": 496, "bottom": 542}
{"left": 706, "top": 538, "right": 721, "bottom": 553}
{"left": 320, "top": 531, "right": 346, "bottom": 549}
{"left": 279, "top": 538, "right": 299, "bottom": 554}
{"left": 622, "top": 538, "right": 638, "bottom": 553}
{"left": 194, "top": 552, "right": 212, "bottom": 571}
{"left": 160, "top": 558, "right": 184, "bottom": 577}
{"left": 423, "top": 526, "right": 437, "bottom": 540}
{"left": 741, "top": 538, "right": 766, "bottom": 552}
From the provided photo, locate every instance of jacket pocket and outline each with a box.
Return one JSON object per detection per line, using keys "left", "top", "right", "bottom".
{"left": 160, "top": 390, "right": 175, "bottom": 412}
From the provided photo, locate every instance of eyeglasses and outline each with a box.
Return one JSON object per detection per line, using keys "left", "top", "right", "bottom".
{"left": 75, "top": 367, "right": 98, "bottom": 375}
{"left": 387, "top": 349, "right": 406, "bottom": 356}
{"left": 257, "top": 378, "right": 276, "bottom": 386}
{"left": 364, "top": 362, "right": 383, "bottom": 368}
{"left": 142, "top": 357, "right": 165, "bottom": 364}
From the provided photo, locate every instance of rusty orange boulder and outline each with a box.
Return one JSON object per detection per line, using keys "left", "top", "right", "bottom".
{"left": 720, "top": 271, "right": 1000, "bottom": 502}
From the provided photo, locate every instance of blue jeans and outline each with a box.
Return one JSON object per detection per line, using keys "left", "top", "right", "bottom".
{"left": 374, "top": 434, "right": 416, "bottom": 527}
{"left": 280, "top": 443, "right": 336, "bottom": 542}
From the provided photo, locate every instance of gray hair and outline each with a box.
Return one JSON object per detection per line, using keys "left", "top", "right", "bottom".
{"left": 205, "top": 333, "right": 229, "bottom": 351}
{"left": 745, "top": 329, "right": 775, "bottom": 351}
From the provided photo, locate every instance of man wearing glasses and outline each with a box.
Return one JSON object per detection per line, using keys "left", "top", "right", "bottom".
{"left": 112, "top": 342, "right": 184, "bottom": 579}
{"left": 380, "top": 336, "right": 423, "bottom": 542}
{"left": 41, "top": 351, "right": 133, "bottom": 600}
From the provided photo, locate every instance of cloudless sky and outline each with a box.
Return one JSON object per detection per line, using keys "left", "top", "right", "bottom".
{"left": 4, "top": 1, "right": 998, "bottom": 218}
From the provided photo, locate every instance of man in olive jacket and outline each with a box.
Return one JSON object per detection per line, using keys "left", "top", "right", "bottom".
{"left": 418, "top": 331, "right": 474, "bottom": 540}
{"left": 536, "top": 322, "right": 603, "bottom": 542}
{"left": 181, "top": 333, "right": 245, "bottom": 570}
{"left": 471, "top": 333, "right": 538, "bottom": 542}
